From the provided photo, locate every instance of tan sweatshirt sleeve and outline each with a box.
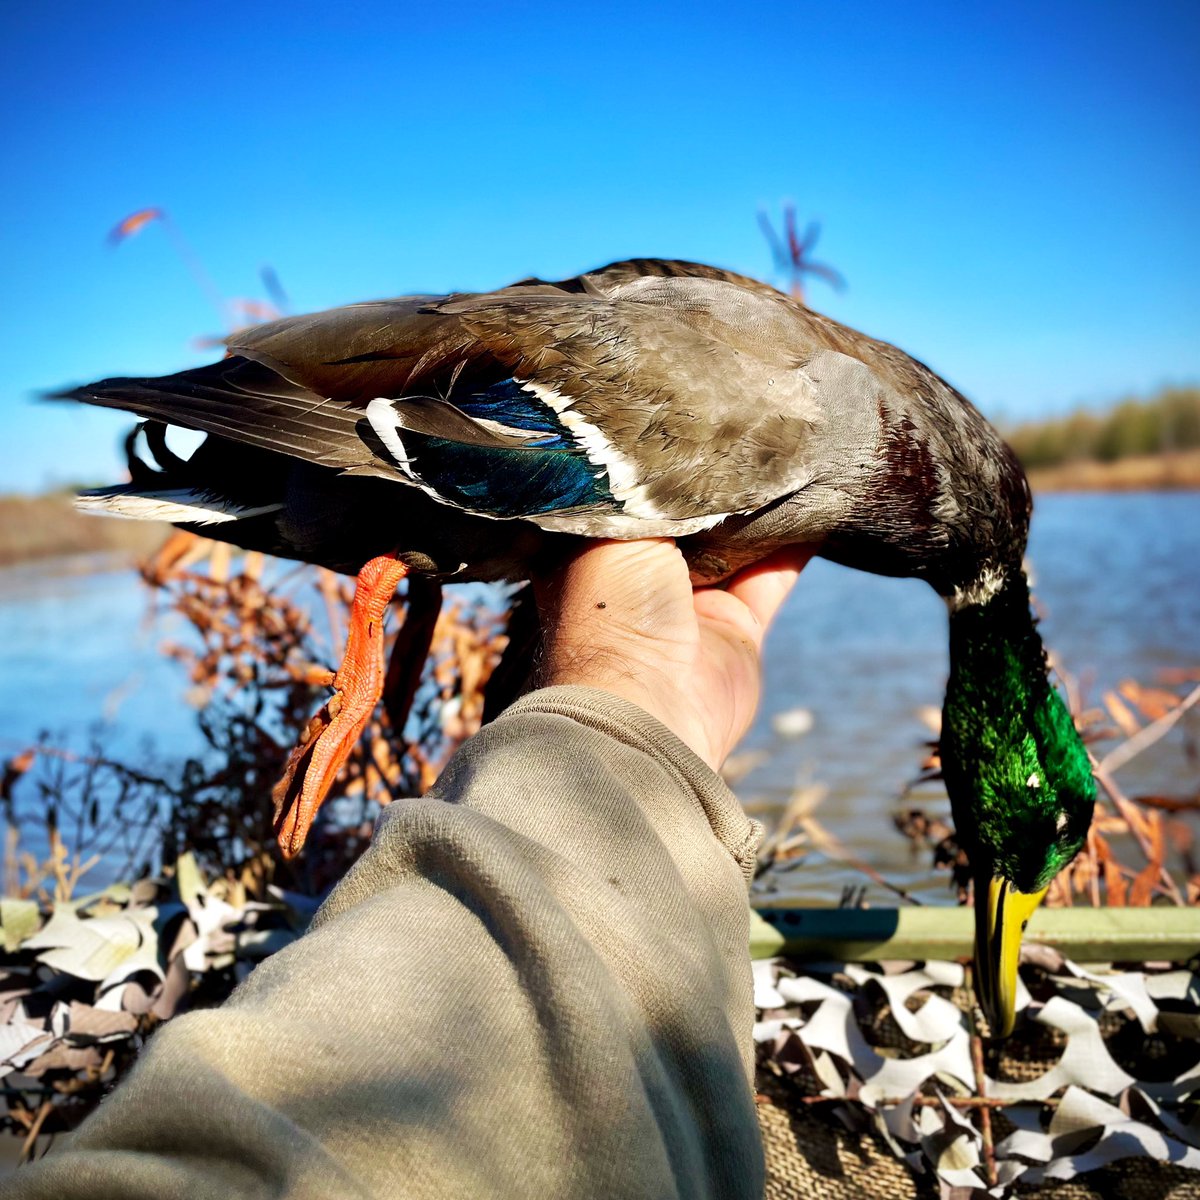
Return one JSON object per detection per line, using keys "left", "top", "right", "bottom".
{"left": 6, "top": 687, "right": 766, "bottom": 1200}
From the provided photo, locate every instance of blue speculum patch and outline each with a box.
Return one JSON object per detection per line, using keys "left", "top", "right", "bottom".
{"left": 454, "top": 379, "right": 570, "bottom": 437}
{"left": 403, "top": 380, "right": 617, "bottom": 518}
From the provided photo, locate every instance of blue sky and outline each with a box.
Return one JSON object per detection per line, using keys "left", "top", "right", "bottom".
{"left": 2, "top": 0, "right": 1197, "bottom": 492}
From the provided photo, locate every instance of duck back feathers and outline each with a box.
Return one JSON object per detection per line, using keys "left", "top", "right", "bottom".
{"left": 63, "top": 258, "right": 1030, "bottom": 594}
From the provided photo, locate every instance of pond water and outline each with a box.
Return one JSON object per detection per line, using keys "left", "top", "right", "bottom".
{"left": 1, "top": 493, "right": 1197, "bottom": 903}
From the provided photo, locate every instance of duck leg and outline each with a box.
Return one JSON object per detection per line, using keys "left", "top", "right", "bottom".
{"left": 381, "top": 577, "right": 443, "bottom": 735}
{"left": 482, "top": 583, "right": 538, "bottom": 724}
{"left": 273, "top": 554, "right": 409, "bottom": 858}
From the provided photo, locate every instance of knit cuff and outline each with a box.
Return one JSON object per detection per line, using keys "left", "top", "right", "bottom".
{"left": 499, "top": 685, "right": 763, "bottom": 881}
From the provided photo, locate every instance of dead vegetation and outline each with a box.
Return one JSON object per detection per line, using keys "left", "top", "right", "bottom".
{"left": 0, "top": 495, "right": 167, "bottom": 567}
{"left": 750, "top": 654, "right": 1199, "bottom": 1196}
{"left": 0, "top": 535, "right": 514, "bottom": 1159}
{"left": 1025, "top": 448, "right": 1200, "bottom": 493}
{"left": 1, "top": 535, "right": 1196, "bottom": 1192}
{"left": 886, "top": 667, "right": 1200, "bottom": 911}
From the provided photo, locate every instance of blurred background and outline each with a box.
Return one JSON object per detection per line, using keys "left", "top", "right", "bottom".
{"left": 1, "top": 1, "right": 1197, "bottom": 906}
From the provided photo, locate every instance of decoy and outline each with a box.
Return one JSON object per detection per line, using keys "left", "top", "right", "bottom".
{"left": 62, "top": 258, "right": 1096, "bottom": 1036}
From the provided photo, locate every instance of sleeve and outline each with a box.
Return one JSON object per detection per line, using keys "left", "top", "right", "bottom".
{"left": 6, "top": 686, "right": 766, "bottom": 1200}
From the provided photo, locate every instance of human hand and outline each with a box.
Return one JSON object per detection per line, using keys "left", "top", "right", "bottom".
{"left": 534, "top": 539, "right": 812, "bottom": 771}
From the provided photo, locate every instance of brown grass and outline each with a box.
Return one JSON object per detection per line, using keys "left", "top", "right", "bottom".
{"left": 1027, "top": 448, "right": 1200, "bottom": 492}
{"left": 3, "top": 448, "right": 1197, "bottom": 569}
{"left": 0, "top": 495, "right": 167, "bottom": 567}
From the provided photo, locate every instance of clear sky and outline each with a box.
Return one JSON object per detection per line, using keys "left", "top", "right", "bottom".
{"left": 2, "top": 0, "right": 1197, "bottom": 492}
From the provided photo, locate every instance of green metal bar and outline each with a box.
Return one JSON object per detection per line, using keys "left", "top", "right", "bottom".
{"left": 750, "top": 905, "right": 1200, "bottom": 963}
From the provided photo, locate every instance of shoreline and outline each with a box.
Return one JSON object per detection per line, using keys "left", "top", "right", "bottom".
{"left": 0, "top": 495, "right": 167, "bottom": 568}
{"left": 1024, "top": 449, "right": 1200, "bottom": 492}
{"left": 2, "top": 465, "right": 1198, "bottom": 567}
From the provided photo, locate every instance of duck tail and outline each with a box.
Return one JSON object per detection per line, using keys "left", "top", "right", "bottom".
{"left": 76, "top": 485, "right": 280, "bottom": 525}
{"left": 75, "top": 421, "right": 284, "bottom": 527}
{"left": 47, "top": 357, "right": 383, "bottom": 474}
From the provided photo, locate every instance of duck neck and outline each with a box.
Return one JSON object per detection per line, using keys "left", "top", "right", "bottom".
{"left": 941, "top": 570, "right": 1053, "bottom": 852}
{"left": 946, "top": 569, "right": 1046, "bottom": 696}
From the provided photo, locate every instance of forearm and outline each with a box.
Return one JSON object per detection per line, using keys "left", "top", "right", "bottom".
{"left": 8, "top": 687, "right": 765, "bottom": 1200}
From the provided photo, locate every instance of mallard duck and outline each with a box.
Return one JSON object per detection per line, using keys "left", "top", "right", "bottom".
{"left": 63, "top": 258, "right": 1096, "bottom": 1036}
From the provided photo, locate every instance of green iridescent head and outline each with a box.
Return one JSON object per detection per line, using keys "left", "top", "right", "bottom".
{"left": 940, "top": 569, "right": 1096, "bottom": 1034}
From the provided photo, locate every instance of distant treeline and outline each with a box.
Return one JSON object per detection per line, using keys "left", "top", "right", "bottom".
{"left": 1005, "top": 387, "right": 1200, "bottom": 468}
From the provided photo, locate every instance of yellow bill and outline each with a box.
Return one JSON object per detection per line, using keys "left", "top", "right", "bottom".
{"left": 973, "top": 876, "right": 1048, "bottom": 1037}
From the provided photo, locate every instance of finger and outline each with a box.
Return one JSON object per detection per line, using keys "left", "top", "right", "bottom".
{"left": 720, "top": 544, "right": 815, "bottom": 631}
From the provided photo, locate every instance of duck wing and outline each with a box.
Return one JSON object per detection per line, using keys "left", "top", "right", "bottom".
{"left": 57, "top": 354, "right": 402, "bottom": 478}
{"left": 61, "top": 257, "right": 1021, "bottom": 583}
{"left": 391, "top": 270, "right": 830, "bottom": 536}
{"left": 60, "top": 260, "right": 856, "bottom": 538}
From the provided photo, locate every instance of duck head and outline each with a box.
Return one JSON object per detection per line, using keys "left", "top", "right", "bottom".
{"left": 940, "top": 568, "right": 1096, "bottom": 1036}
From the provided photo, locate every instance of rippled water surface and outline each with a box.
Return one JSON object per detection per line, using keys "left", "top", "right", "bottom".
{"left": 2, "top": 494, "right": 1197, "bottom": 902}
{"left": 746, "top": 492, "right": 1200, "bottom": 902}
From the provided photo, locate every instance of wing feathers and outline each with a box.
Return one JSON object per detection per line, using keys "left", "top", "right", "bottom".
{"left": 59, "top": 259, "right": 857, "bottom": 535}
{"left": 56, "top": 359, "right": 406, "bottom": 479}
{"left": 371, "top": 394, "right": 548, "bottom": 449}
{"left": 364, "top": 385, "right": 619, "bottom": 521}
{"left": 77, "top": 486, "right": 282, "bottom": 525}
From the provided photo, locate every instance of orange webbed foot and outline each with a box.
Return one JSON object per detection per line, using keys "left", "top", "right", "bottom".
{"left": 272, "top": 554, "right": 409, "bottom": 858}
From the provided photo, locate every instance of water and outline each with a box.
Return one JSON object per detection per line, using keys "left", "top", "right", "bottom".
{"left": 1, "top": 495, "right": 1197, "bottom": 901}
{"left": 0, "top": 556, "right": 203, "bottom": 761}
{"left": 746, "top": 492, "right": 1200, "bottom": 903}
